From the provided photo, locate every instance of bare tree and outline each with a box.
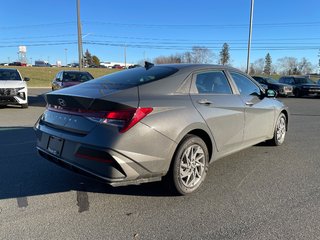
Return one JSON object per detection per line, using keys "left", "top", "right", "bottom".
{"left": 190, "top": 46, "right": 213, "bottom": 64}
{"left": 298, "top": 57, "right": 313, "bottom": 75}
{"left": 277, "top": 57, "right": 299, "bottom": 75}
{"left": 251, "top": 58, "right": 265, "bottom": 74}
{"left": 152, "top": 46, "right": 214, "bottom": 65}
{"left": 182, "top": 52, "right": 193, "bottom": 63}
{"left": 154, "top": 54, "right": 182, "bottom": 64}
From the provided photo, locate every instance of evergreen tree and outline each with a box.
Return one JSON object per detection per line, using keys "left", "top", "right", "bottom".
{"left": 219, "top": 43, "right": 230, "bottom": 65}
{"left": 84, "top": 49, "right": 93, "bottom": 66}
{"left": 92, "top": 55, "right": 100, "bottom": 67}
{"left": 263, "top": 53, "right": 272, "bottom": 75}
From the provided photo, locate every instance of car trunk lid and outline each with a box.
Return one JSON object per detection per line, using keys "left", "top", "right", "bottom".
{"left": 41, "top": 82, "right": 139, "bottom": 134}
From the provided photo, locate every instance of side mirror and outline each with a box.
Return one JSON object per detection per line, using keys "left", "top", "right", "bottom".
{"left": 24, "top": 77, "right": 30, "bottom": 81}
{"left": 266, "top": 89, "right": 277, "bottom": 98}
{"left": 56, "top": 78, "right": 61, "bottom": 82}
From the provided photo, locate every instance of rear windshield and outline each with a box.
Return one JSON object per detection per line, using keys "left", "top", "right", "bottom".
{"left": 94, "top": 66, "right": 179, "bottom": 89}
{"left": 0, "top": 69, "right": 22, "bottom": 81}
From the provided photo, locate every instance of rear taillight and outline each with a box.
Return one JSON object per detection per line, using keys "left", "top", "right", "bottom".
{"left": 87, "top": 107, "right": 153, "bottom": 133}
{"left": 47, "top": 105, "right": 153, "bottom": 133}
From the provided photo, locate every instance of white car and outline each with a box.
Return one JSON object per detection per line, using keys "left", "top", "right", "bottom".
{"left": 0, "top": 68, "right": 29, "bottom": 108}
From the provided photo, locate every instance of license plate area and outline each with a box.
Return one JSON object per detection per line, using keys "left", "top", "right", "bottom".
{"left": 47, "top": 136, "right": 64, "bottom": 156}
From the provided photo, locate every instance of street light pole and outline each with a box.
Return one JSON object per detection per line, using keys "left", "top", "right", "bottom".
{"left": 124, "top": 45, "right": 127, "bottom": 69}
{"left": 65, "top": 48, "right": 68, "bottom": 66}
{"left": 246, "top": 0, "right": 254, "bottom": 74}
{"left": 76, "top": 0, "right": 83, "bottom": 71}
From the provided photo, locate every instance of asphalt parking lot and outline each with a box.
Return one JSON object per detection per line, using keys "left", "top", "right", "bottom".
{"left": 1, "top": 89, "right": 320, "bottom": 240}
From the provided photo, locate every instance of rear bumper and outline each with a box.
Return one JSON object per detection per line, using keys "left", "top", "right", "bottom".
{"left": 34, "top": 121, "right": 176, "bottom": 186}
{"left": 37, "top": 147, "right": 162, "bottom": 186}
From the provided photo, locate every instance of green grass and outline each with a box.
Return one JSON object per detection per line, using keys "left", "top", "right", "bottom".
{"left": 0, "top": 66, "right": 119, "bottom": 87}
{"left": 1, "top": 66, "right": 318, "bottom": 87}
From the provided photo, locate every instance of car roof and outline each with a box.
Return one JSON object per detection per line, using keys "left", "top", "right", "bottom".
{"left": 0, "top": 68, "right": 19, "bottom": 72}
{"left": 153, "top": 63, "right": 241, "bottom": 73}
{"left": 60, "top": 70, "right": 90, "bottom": 73}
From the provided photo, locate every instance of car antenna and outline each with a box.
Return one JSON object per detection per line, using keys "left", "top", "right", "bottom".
{"left": 144, "top": 61, "right": 154, "bottom": 70}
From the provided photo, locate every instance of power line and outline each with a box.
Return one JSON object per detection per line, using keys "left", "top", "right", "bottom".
{"left": 1, "top": 20, "right": 320, "bottom": 31}
{"left": 0, "top": 22, "right": 76, "bottom": 30}
{"left": 82, "top": 20, "right": 320, "bottom": 29}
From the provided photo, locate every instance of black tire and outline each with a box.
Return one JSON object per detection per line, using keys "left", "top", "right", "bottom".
{"left": 168, "top": 134, "right": 209, "bottom": 195}
{"left": 21, "top": 103, "right": 28, "bottom": 109}
{"left": 294, "top": 89, "right": 301, "bottom": 97}
{"left": 267, "top": 113, "right": 287, "bottom": 146}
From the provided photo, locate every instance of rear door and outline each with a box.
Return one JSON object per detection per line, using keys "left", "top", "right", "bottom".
{"left": 190, "top": 69, "right": 245, "bottom": 152}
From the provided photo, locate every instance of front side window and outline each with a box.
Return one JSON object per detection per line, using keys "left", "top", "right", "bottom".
{"left": 195, "top": 71, "right": 232, "bottom": 94}
{"left": 294, "top": 77, "right": 314, "bottom": 84}
{"left": 230, "top": 72, "right": 261, "bottom": 96}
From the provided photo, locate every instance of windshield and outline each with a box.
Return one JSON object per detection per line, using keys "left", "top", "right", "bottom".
{"left": 0, "top": 69, "right": 22, "bottom": 81}
{"left": 94, "top": 66, "right": 179, "bottom": 89}
{"left": 295, "top": 77, "right": 314, "bottom": 84}
{"left": 63, "top": 72, "right": 94, "bottom": 82}
{"left": 265, "top": 78, "right": 278, "bottom": 84}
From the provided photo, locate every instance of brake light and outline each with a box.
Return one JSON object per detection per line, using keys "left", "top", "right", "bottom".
{"left": 89, "top": 108, "right": 153, "bottom": 133}
{"left": 47, "top": 105, "right": 153, "bottom": 133}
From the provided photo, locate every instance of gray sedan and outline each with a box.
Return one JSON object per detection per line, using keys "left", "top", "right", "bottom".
{"left": 34, "top": 63, "right": 288, "bottom": 195}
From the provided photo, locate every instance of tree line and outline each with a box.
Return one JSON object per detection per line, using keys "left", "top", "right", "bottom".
{"left": 153, "top": 43, "right": 317, "bottom": 75}
{"left": 85, "top": 44, "right": 317, "bottom": 75}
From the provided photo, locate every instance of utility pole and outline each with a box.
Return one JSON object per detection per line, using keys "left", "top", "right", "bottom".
{"left": 318, "top": 49, "right": 320, "bottom": 74}
{"left": 124, "top": 45, "right": 127, "bottom": 69}
{"left": 65, "top": 48, "right": 68, "bottom": 66}
{"left": 77, "top": 0, "right": 83, "bottom": 71}
{"left": 246, "top": 0, "right": 254, "bottom": 74}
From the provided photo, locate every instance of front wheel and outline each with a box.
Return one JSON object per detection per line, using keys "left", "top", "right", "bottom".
{"left": 169, "top": 134, "right": 209, "bottom": 195}
{"left": 268, "top": 113, "right": 287, "bottom": 146}
{"left": 21, "top": 103, "right": 28, "bottom": 109}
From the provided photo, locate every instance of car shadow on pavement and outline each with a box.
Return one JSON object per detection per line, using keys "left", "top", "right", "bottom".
{"left": 28, "top": 94, "right": 46, "bottom": 107}
{"left": 0, "top": 127, "right": 173, "bottom": 201}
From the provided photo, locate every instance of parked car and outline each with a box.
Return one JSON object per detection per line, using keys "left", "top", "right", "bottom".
{"left": 252, "top": 76, "right": 293, "bottom": 97}
{"left": 112, "top": 64, "right": 124, "bottom": 69}
{"left": 128, "top": 64, "right": 141, "bottom": 69}
{"left": 51, "top": 71, "right": 94, "bottom": 91}
{"left": 0, "top": 68, "right": 29, "bottom": 108}
{"left": 278, "top": 76, "right": 320, "bottom": 97}
{"left": 35, "top": 63, "right": 289, "bottom": 195}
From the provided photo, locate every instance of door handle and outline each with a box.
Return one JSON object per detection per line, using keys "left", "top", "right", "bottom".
{"left": 198, "top": 99, "right": 213, "bottom": 105}
{"left": 245, "top": 101, "right": 254, "bottom": 106}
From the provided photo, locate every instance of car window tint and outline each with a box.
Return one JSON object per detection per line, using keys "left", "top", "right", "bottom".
{"left": 94, "top": 66, "right": 178, "bottom": 89}
{"left": 0, "top": 69, "right": 21, "bottom": 81}
{"left": 195, "top": 71, "right": 232, "bottom": 94}
{"left": 230, "top": 72, "right": 261, "bottom": 96}
{"left": 63, "top": 72, "right": 93, "bottom": 82}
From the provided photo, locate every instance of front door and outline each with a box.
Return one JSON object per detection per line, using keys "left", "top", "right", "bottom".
{"left": 190, "top": 70, "right": 245, "bottom": 152}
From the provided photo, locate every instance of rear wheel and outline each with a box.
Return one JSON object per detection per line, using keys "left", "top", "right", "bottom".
{"left": 169, "top": 134, "right": 209, "bottom": 195}
{"left": 268, "top": 113, "right": 287, "bottom": 146}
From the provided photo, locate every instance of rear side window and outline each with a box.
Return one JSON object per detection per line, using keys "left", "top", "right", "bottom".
{"left": 195, "top": 71, "right": 232, "bottom": 94}
{"left": 94, "top": 66, "right": 179, "bottom": 89}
